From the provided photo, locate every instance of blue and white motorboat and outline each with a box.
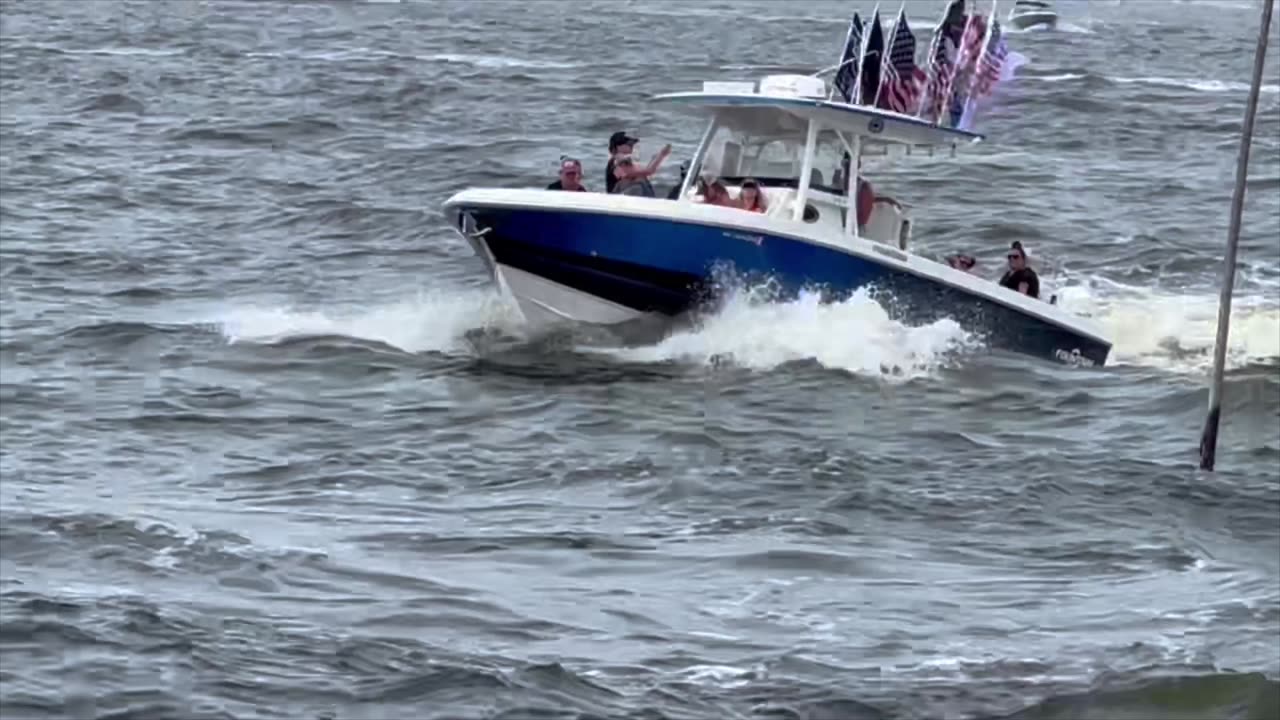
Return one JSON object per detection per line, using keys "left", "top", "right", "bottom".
{"left": 1007, "top": 0, "right": 1058, "bottom": 31}
{"left": 441, "top": 74, "right": 1112, "bottom": 368}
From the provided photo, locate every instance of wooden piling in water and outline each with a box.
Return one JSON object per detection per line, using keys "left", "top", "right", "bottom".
{"left": 1198, "top": 0, "right": 1275, "bottom": 471}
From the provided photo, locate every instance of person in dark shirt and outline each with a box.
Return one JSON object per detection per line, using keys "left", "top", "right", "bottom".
{"left": 606, "top": 132, "right": 635, "bottom": 194}
{"left": 666, "top": 160, "right": 690, "bottom": 200}
{"left": 838, "top": 152, "right": 877, "bottom": 228}
{"left": 612, "top": 156, "right": 657, "bottom": 197}
{"left": 606, "top": 130, "right": 670, "bottom": 194}
{"left": 999, "top": 241, "right": 1040, "bottom": 298}
{"left": 546, "top": 157, "right": 587, "bottom": 191}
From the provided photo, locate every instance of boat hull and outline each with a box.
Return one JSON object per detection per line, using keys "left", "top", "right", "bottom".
{"left": 446, "top": 196, "right": 1111, "bottom": 368}
{"left": 1008, "top": 11, "right": 1058, "bottom": 29}
{"left": 496, "top": 262, "right": 649, "bottom": 326}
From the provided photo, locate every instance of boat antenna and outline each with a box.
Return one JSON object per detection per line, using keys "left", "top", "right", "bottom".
{"left": 1198, "top": 0, "right": 1273, "bottom": 471}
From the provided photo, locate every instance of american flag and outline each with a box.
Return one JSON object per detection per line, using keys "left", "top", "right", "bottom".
{"left": 944, "top": 13, "right": 988, "bottom": 126}
{"left": 918, "top": 0, "right": 965, "bottom": 122}
{"left": 832, "top": 14, "right": 864, "bottom": 104}
{"left": 956, "top": 14, "right": 989, "bottom": 84}
{"left": 973, "top": 18, "right": 1008, "bottom": 98}
{"left": 920, "top": 36, "right": 951, "bottom": 122}
{"left": 877, "top": 11, "right": 928, "bottom": 114}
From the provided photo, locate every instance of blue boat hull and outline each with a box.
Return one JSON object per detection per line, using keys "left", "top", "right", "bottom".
{"left": 457, "top": 205, "right": 1111, "bottom": 367}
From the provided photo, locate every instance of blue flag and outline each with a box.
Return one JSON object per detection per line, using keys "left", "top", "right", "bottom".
{"left": 858, "top": 10, "right": 885, "bottom": 106}
{"left": 833, "top": 14, "right": 864, "bottom": 103}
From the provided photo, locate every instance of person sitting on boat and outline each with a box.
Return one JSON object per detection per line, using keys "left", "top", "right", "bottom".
{"left": 612, "top": 156, "right": 658, "bottom": 197}
{"left": 702, "top": 179, "right": 735, "bottom": 207}
{"left": 606, "top": 130, "right": 671, "bottom": 194}
{"left": 855, "top": 176, "right": 876, "bottom": 228}
{"left": 605, "top": 131, "right": 635, "bottom": 193}
{"left": 947, "top": 254, "right": 977, "bottom": 273}
{"left": 666, "top": 160, "right": 690, "bottom": 200}
{"left": 836, "top": 170, "right": 876, "bottom": 227}
{"left": 837, "top": 153, "right": 877, "bottom": 228}
{"left": 999, "top": 241, "right": 1040, "bottom": 299}
{"left": 546, "top": 157, "right": 587, "bottom": 192}
{"left": 738, "top": 178, "right": 767, "bottom": 213}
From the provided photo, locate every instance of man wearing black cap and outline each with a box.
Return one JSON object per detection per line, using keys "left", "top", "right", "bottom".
{"left": 607, "top": 131, "right": 670, "bottom": 195}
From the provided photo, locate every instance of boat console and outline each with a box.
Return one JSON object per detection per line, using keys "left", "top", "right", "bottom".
{"left": 655, "top": 74, "right": 947, "bottom": 253}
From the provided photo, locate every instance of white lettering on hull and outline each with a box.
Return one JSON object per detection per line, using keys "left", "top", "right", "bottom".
{"left": 1054, "top": 348, "right": 1095, "bottom": 367}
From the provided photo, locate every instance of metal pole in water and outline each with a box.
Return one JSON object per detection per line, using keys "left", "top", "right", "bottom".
{"left": 1198, "top": 0, "right": 1275, "bottom": 471}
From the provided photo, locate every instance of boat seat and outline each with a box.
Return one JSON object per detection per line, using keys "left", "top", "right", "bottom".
{"left": 761, "top": 187, "right": 794, "bottom": 216}
{"left": 764, "top": 188, "right": 827, "bottom": 224}
{"left": 863, "top": 198, "right": 912, "bottom": 250}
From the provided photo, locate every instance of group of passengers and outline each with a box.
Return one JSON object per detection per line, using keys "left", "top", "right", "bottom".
{"left": 547, "top": 131, "right": 769, "bottom": 213}
{"left": 548, "top": 131, "right": 1043, "bottom": 301}
{"left": 545, "top": 131, "right": 663, "bottom": 195}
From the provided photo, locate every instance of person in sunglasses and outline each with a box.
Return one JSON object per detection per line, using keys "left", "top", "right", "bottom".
{"left": 547, "top": 157, "right": 587, "bottom": 192}
{"left": 999, "top": 241, "right": 1040, "bottom": 299}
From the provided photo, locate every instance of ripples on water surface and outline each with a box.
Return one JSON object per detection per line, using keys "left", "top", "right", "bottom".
{"left": 1, "top": 0, "right": 1278, "bottom": 718}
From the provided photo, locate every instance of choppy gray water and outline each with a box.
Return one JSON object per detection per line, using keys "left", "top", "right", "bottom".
{"left": 2, "top": 1, "right": 1279, "bottom": 718}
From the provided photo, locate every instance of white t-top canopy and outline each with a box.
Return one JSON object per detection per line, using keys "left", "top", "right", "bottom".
{"left": 651, "top": 75, "right": 985, "bottom": 150}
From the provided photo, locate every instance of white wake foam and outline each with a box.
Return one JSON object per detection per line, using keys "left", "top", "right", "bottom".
{"left": 1036, "top": 73, "right": 1089, "bottom": 83}
{"left": 425, "top": 53, "right": 580, "bottom": 70}
{"left": 1054, "top": 280, "right": 1280, "bottom": 374}
{"left": 207, "top": 276, "right": 1277, "bottom": 379}
{"left": 210, "top": 285, "right": 974, "bottom": 380}
{"left": 1052, "top": 21, "right": 1095, "bottom": 34}
{"left": 1111, "top": 76, "right": 1280, "bottom": 95}
{"left": 215, "top": 288, "right": 522, "bottom": 354}
{"left": 593, "top": 287, "right": 978, "bottom": 381}
{"left": 1004, "top": 20, "right": 1095, "bottom": 34}
{"left": 1028, "top": 74, "right": 1280, "bottom": 95}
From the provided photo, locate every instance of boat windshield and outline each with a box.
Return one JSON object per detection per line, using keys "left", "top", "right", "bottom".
{"left": 695, "top": 123, "right": 850, "bottom": 196}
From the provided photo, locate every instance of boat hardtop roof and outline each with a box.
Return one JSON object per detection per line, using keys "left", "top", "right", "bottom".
{"left": 651, "top": 74, "right": 984, "bottom": 150}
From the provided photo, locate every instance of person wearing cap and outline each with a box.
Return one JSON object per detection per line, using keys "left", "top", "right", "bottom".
{"left": 547, "top": 157, "right": 587, "bottom": 192}
{"left": 607, "top": 130, "right": 671, "bottom": 195}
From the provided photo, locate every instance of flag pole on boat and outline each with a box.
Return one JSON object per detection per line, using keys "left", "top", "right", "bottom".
{"left": 851, "top": 3, "right": 881, "bottom": 105}
{"left": 819, "top": 11, "right": 866, "bottom": 102}
{"left": 916, "top": 0, "right": 961, "bottom": 121}
{"left": 1198, "top": 0, "right": 1274, "bottom": 472}
{"left": 872, "top": 2, "right": 908, "bottom": 109}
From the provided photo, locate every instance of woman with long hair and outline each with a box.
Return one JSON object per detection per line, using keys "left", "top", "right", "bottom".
{"left": 738, "top": 179, "right": 767, "bottom": 213}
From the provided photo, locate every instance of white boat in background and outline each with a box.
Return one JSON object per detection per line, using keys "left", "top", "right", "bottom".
{"left": 1008, "top": 0, "right": 1058, "bottom": 30}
